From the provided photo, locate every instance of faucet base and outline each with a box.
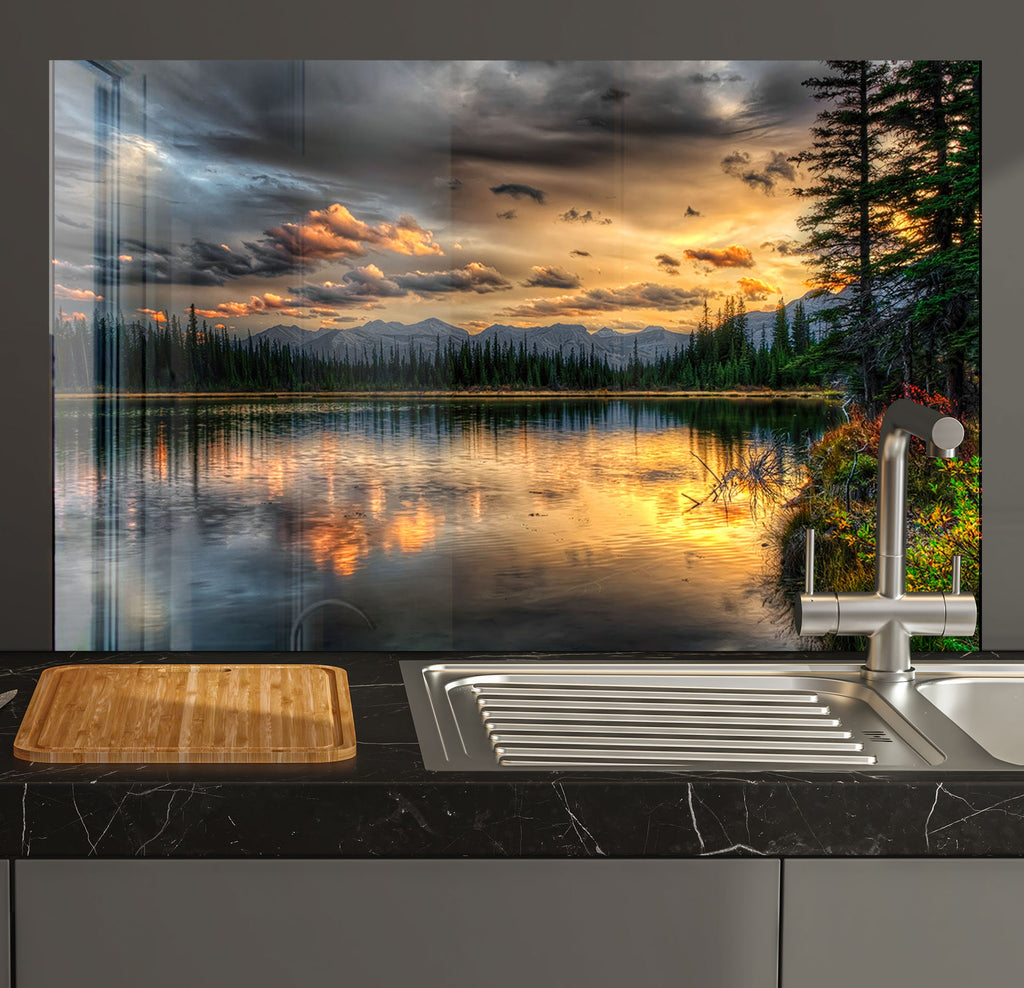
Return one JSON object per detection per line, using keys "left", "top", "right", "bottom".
{"left": 860, "top": 664, "right": 916, "bottom": 684}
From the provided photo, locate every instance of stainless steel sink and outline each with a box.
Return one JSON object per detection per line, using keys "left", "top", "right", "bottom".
{"left": 399, "top": 659, "right": 1024, "bottom": 772}
{"left": 916, "top": 677, "right": 1024, "bottom": 765}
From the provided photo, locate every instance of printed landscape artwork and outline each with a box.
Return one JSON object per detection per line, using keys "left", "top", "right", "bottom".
{"left": 51, "top": 60, "right": 980, "bottom": 653}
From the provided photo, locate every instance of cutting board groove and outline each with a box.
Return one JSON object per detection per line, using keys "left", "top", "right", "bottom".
{"left": 13, "top": 664, "right": 357, "bottom": 763}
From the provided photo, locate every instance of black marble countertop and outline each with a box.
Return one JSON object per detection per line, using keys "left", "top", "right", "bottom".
{"left": 3, "top": 650, "right": 1024, "bottom": 858}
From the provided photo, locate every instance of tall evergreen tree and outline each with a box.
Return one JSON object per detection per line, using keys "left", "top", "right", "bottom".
{"left": 793, "top": 60, "right": 895, "bottom": 412}
{"left": 771, "top": 298, "right": 792, "bottom": 357}
{"left": 790, "top": 300, "right": 812, "bottom": 355}
{"left": 880, "top": 60, "right": 981, "bottom": 409}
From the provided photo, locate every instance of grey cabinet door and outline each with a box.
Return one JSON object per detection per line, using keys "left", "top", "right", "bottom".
{"left": 16, "top": 859, "right": 779, "bottom": 988}
{"left": 0, "top": 863, "right": 8, "bottom": 988}
{"left": 783, "top": 859, "right": 1024, "bottom": 988}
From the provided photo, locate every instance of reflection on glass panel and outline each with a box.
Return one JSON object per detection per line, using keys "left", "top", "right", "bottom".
{"left": 52, "top": 61, "right": 980, "bottom": 652}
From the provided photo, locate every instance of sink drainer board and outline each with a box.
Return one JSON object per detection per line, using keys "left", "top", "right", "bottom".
{"left": 401, "top": 662, "right": 944, "bottom": 772}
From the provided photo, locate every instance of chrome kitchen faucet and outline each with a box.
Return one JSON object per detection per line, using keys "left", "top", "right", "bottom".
{"left": 797, "top": 398, "right": 977, "bottom": 682}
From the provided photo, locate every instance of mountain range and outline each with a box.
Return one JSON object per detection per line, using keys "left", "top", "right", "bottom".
{"left": 252, "top": 290, "right": 839, "bottom": 371}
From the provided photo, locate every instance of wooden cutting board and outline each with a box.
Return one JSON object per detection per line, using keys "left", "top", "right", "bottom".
{"left": 13, "top": 664, "right": 357, "bottom": 763}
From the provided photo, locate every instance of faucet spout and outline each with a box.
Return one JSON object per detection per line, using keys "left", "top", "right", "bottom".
{"left": 876, "top": 399, "right": 965, "bottom": 599}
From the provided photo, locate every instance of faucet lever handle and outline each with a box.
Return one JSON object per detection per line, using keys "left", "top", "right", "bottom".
{"left": 951, "top": 554, "right": 962, "bottom": 595}
{"left": 805, "top": 527, "right": 816, "bottom": 595}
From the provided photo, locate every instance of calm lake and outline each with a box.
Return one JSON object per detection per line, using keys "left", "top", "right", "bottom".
{"left": 55, "top": 396, "right": 842, "bottom": 651}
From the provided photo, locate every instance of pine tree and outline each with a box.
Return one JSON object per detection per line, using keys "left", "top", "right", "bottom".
{"left": 880, "top": 60, "right": 980, "bottom": 409}
{"left": 771, "top": 297, "right": 791, "bottom": 357}
{"left": 793, "top": 60, "right": 896, "bottom": 412}
{"left": 791, "top": 300, "right": 812, "bottom": 355}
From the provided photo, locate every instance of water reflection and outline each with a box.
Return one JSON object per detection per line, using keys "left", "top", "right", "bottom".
{"left": 55, "top": 396, "right": 840, "bottom": 651}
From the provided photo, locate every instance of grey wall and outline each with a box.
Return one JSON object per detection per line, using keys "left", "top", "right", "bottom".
{"left": 2, "top": 0, "right": 1020, "bottom": 649}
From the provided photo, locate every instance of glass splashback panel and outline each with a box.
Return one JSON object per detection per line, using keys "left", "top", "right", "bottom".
{"left": 52, "top": 61, "right": 980, "bottom": 651}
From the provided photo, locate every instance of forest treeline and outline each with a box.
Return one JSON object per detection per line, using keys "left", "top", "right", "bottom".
{"left": 53, "top": 295, "right": 824, "bottom": 394}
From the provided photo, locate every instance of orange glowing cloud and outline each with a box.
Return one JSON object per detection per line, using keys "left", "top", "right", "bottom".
{"left": 138, "top": 308, "right": 167, "bottom": 323}
{"left": 737, "top": 276, "right": 779, "bottom": 300}
{"left": 193, "top": 293, "right": 308, "bottom": 320}
{"left": 54, "top": 284, "right": 102, "bottom": 301}
{"left": 684, "top": 245, "right": 755, "bottom": 268}
{"left": 264, "top": 203, "right": 443, "bottom": 263}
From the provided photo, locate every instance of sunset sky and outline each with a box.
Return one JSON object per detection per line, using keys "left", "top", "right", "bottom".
{"left": 52, "top": 60, "right": 828, "bottom": 335}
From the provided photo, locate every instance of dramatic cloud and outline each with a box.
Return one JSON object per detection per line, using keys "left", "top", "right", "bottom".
{"left": 117, "top": 205, "right": 444, "bottom": 287}
{"left": 684, "top": 245, "right": 755, "bottom": 268}
{"left": 117, "top": 239, "right": 255, "bottom": 287}
{"left": 569, "top": 249, "right": 591, "bottom": 257}
{"left": 684, "top": 206, "right": 701, "bottom": 217}
{"left": 395, "top": 262, "right": 513, "bottom": 295}
{"left": 721, "top": 150, "right": 797, "bottom": 195}
{"left": 434, "top": 176, "right": 463, "bottom": 190}
{"left": 54, "top": 284, "right": 102, "bottom": 301}
{"left": 600, "top": 87, "right": 630, "bottom": 102}
{"left": 137, "top": 308, "right": 167, "bottom": 323}
{"left": 505, "top": 282, "right": 704, "bottom": 318}
{"left": 737, "top": 276, "right": 779, "bottom": 300}
{"left": 261, "top": 203, "right": 443, "bottom": 264}
{"left": 656, "top": 253, "right": 681, "bottom": 275}
{"left": 559, "top": 207, "right": 612, "bottom": 225}
{"left": 490, "top": 183, "right": 546, "bottom": 204}
{"left": 193, "top": 292, "right": 310, "bottom": 319}
{"left": 291, "top": 265, "right": 405, "bottom": 306}
{"left": 522, "top": 265, "right": 582, "bottom": 289}
{"left": 496, "top": 209, "right": 517, "bottom": 220}
{"left": 288, "top": 262, "right": 513, "bottom": 307}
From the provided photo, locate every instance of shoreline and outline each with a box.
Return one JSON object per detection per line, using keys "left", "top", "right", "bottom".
{"left": 55, "top": 389, "right": 842, "bottom": 401}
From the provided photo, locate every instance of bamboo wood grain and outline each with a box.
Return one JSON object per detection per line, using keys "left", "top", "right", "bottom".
{"left": 13, "top": 664, "right": 357, "bottom": 763}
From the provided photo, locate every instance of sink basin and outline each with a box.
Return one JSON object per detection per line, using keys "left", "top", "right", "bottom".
{"left": 916, "top": 678, "right": 1024, "bottom": 765}
{"left": 401, "top": 659, "right": 1024, "bottom": 773}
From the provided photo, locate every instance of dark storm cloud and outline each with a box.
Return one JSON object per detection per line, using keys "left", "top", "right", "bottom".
{"left": 496, "top": 209, "right": 518, "bottom": 220}
{"left": 656, "top": 253, "right": 681, "bottom": 275}
{"left": 721, "top": 149, "right": 797, "bottom": 195}
{"left": 490, "top": 183, "right": 546, "bottom": 203}
{"left": 118, "top": 238, "right": 283, "bottom": 286}
{"left": 569, "top": 249, "right": 590, "bottom": 257}
{"left": 559, "top": 207, "right": 612, "bottom": 225}
{"left": 522, "top": 266, "right": 582, "bottom": 289}
{"left": 449, "top": 61, "right": 797, "bottom": 169}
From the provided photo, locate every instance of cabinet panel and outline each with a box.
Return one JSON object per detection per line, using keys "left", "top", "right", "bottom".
{"left": 783, "top": 859, "right": 1024, "bottom": 988}
{"left": 0, "top": 863, "right": 8, "bottom": 988}
{"left": 16, "top": 859, "right": 779, "bottom": 988}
